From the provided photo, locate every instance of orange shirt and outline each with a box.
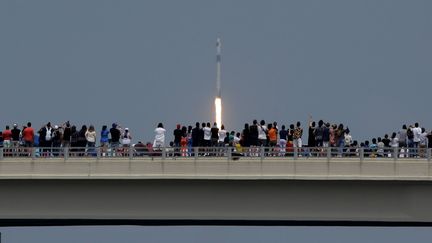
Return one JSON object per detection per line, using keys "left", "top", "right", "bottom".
{"left": 2, "top": 130, "right": 12, "bottom": 141}
{"left": 268, "top": 128, "right": 277, "bottom": 142}
{"left": 22, "top": 127, "right": 34, "bottom": 142}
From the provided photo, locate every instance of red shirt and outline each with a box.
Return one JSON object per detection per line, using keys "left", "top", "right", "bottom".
{"left": 2, "top": 130, "right": 12, "bottom": 141}
{"left": 22, "top": 127, "right": 35, "bottom": 142}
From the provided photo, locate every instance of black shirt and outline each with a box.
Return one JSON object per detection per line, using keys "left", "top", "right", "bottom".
{"left": 110, "top": 128, "right": 121, "bottom": 143}
{"left": 173, "top": 128, "right": 183, "bottom": 143}
{"left": 63, "top": 127, "right": 71, "bottom": 142}
{"left": 11, "top": 128, "right": 21, "bottom": 141}
{"left": 191, "top": 127, "right": 201, "bottom": 147}
{"left": 322, "top": 127, "right": 330, "bottom": 142}
{"left": 279, "top": 129, "right": 288, "bottom": 140}
{"left": 249, "top": 125, "right": 258, "bottom": 140}
{"left": 211, "top": 127, "right": 219, "bottom": 139}
{"left": 382, "top": 138, "right": 391, "bottom": 147}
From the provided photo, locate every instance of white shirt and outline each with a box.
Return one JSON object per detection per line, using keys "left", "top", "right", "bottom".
{"left": 154, "top": 128, "right": 166, "bottom": 142}
{"left": 203, "top": 127, "right": 211, "bottom": 141}
{"left": 85, "top": 130, "right": 96, "bottom": 143}
{"left": 412, "top": 127, "right": 422, "bottom": 142}
{"left": 218, "top": 129, "right": 227, "bottom": 143}
{"left": 420, "top": 132, "right": 428, "bottom": 146}
{"left": 390, "top": 137, "right": 399, "bottom": 147}
{"left": 258, "top": 126, "right": 267, "bottom": 140}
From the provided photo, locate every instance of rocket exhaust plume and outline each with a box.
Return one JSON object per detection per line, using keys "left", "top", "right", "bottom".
{"left": 215, "top": 38, "right": 222, "bottom": 129}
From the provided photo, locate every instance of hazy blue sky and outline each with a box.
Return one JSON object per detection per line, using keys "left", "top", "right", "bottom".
{"left": 1, "top": 0, "right": 431, "bottom": 142}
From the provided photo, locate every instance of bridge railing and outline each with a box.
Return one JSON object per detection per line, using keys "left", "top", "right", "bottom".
{"left": 0, "top": 146, "right": 430, "bottom": 162}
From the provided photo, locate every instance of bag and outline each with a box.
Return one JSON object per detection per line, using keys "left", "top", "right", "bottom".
{"left": 407, "top": 128, "right": 414, "bottom": 139}
{"left": 314, "top": 127, "right": 323, "bottom": 141}
{"left": 45, "top": 128, "right": 52, "bottom": 141}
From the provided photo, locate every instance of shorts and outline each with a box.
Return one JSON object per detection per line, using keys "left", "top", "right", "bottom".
{"left": 3, "top": 140, "right": 11, "bottom": 148}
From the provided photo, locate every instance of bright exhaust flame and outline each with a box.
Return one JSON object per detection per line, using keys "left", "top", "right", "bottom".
{"left": 215, "top": 97, "right": 222, "bottom": 129}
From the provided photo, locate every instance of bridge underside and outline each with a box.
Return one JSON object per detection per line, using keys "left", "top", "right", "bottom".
{"left": 1, "top": 179, "right": 432, "bottom": 226}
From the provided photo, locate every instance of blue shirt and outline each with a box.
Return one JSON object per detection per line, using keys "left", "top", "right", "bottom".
{"left": 100, "top": 130, "right": 109, "bottom": 143}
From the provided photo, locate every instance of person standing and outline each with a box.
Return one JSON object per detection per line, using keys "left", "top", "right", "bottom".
{"left": 218, "top": 125, "right": 227, "bottom": 147}
{"left": 121, "top": 128, "right": 132, "bottom": 148}
{"left": 191, "top": 122, "right": 201, "bottom": 148}
{"left": 203, "top": 122, "right": 212, "bottom": 147}
{"left": 62, "top": 122, "right": 72, "bottom": 148}
{"left": 100, "top": 125, "right": 109, "bottom": 156}
{"left": 22, "top": 122, "right": 34, "bottom": 148}
{"left": 110, "top": 123, "right": 121, "bottom": 156}
{"left": 211, "top": 123, "right": 219, "bottom": 147}
{"left": 258, "top": 120, "right": 268, "bottom": 147}
{"left": 279, "top": 125, "right": 288, "bottom": 156}
{"left": 2, "top": 126, "right": 12, "bottom": 149}
{"left": 173, "top": 124, "right": 182, "bottom": 148}
{"left": 85, "top": 125, "right": 97, "bottom": 156}
{"left": 412, "top": 123, "right": 422, "bottom": 157}
{"left": 153, "top": 123, "right": 166, "bottom": 150}
{"left": 293, "top": 122, "right": 303, "bottom": 148}
{"left": 308, "top": 119, "right": 316, "bottom": 149}
{"left": 11, "top": 124, "right": 21, "bottom": 149}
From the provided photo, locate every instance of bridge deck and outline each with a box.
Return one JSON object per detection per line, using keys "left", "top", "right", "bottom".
{"left": 0, "top": 157, "right": 430, "bottom": 180}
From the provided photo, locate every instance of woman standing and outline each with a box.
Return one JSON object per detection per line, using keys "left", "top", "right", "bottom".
{"left": 100, "top": 125, "right": 109, "bottom": 156}
{"left": 153, "top": 123, "right": 166, "bottom": 150}
{"left": 121, "top": 128, "right": 132, "bottom": 147}
{"left": 85, "top": 125, "right": 97, "bottom": 156}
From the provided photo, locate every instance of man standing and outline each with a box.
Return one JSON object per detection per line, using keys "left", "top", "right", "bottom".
{"left": 22, "top": 122, "right": 35, "bottom": 147}
{"left": 211, "top": 122, "right": 219, "bottom": 147}
{"left": 2, "top": 126, "right": 12, "bottom": 149}
{"left": 191, "top": 122, "right": 201, "bottom": 148}
{"left": 173, "top": 124, "right": 182, "bottom": 148}
{"left": 11, "top": 124, "right": 21, "bottom": 148}
{"left": 412, "top": 123, "right": 422, "bottom": 157}
{"left": 293, "top": 121, "right": 303, "bottom": 148}
{"left": 110, "top": 123, "right": 121, "bottom": 156}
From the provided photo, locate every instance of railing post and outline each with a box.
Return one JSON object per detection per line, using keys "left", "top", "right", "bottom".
{"left": 0, "top": 148, "right": 3, "bottom": 161}
{"left": 294, "top": 147, "right": 298, "bottom": 160}
{"left": 129, "top": 146, "right": 133, "bottom": 160}
{"left": 31, "top": 147, "right": 36, "bottom": 160}
{"left": 260, "top": 147, "right": 265, "bottom": 162}
{"left": 359, "top": 147, "right": 364, "bottom": 162}
{"left": 427, "top": 148, "right": 431, "bottom": 162}
{"left": 393, "top": 147, "right": 398, "bottom": 161}
{"left": 326, "top": 147, "right": 331, "bottom": 162}
{"left": 95, "top": 147, "right": 100, "bottom": 161}
{"left": 194, "top": 147, "right": 199, "bottom": 160}
{"left": 162, "top": 147, "right": 166, "bottom": 160}
{"left": 227, "top": 147, "right": 232, "bottom": 161}
{"left": 64, "top": 147, "right": 69, "bottom": 161}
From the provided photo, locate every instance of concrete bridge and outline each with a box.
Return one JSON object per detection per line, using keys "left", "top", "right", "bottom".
{"left": 1, "top": 155, "right": 432, "bottom": 226}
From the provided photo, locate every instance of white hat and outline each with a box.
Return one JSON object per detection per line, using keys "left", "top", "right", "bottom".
{"left": 54, "top": 125, "right": 59, "bottom": 129}
{"left": 125, "top": 128, "right": 129, "bottom": 130}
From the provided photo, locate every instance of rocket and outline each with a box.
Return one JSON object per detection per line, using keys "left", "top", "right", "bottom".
{"left": 216, "top": 38, "right": 221, "bottom": 98}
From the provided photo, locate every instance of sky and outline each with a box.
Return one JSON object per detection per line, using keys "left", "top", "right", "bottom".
{"left": 1, "top": 0, "right": 431, "bottom": 143}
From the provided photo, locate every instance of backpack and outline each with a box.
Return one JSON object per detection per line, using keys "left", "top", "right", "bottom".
{"left": 45, "top": 127, "right": 52, "bottom": 141}
{"left": 407, "top": 128, "right": 414, "bottom": 139}
{"left": 314, "top": 127, "right": 323, "bottom": 141}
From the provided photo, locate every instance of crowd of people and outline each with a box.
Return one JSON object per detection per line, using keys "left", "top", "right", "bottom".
{"left": 0, "top": 119, "right": 431, "bottom": 158}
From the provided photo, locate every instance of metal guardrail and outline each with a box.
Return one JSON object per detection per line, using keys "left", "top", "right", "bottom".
{"left": 0, "top": 146, "right": 430, "bottom": 162}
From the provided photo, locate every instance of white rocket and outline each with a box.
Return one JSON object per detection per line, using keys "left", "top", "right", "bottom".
{"left": 216, "top": 38, "right": 221, "bottom": 98}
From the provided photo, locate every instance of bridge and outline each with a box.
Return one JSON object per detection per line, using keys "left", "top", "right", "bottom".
{"left": 0, "top": 147, "right": 432, "bottom": 226}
